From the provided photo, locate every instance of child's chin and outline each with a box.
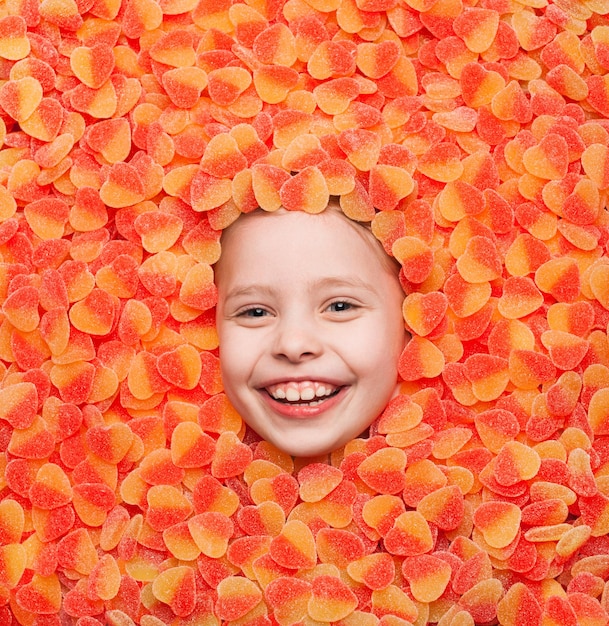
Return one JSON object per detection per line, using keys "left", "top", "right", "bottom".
{"left": 270, "top": 434, "right": 337, "bottom": 458}
{"left": 279, "top": 431, "right": 355, "bottom": 458}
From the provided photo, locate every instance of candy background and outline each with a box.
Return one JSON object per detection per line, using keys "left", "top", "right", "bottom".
{"left": 0, "top": 0, "right": 609, "bottom": 623}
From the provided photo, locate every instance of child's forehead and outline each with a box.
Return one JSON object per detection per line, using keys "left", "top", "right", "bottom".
{"left": 218, "top": 207, "right": 393, "bottom": 269}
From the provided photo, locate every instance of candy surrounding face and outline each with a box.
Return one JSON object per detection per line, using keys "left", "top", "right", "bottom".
{"left": 215, "top": 208, "right": 406, "bottom": 457}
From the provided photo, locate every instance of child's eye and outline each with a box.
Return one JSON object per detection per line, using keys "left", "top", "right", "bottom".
{"left": 238, "top": 307, "right": 269, "bottom": 318}
{"left": 327, "top": 301, "right": 356, "bottom": 313}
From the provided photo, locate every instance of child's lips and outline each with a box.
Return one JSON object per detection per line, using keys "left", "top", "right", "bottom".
{"left": 266, "top": 380, "right": 339, "bottom": 402}
{"left": 259, "top": 385, "right": 349, "bottom": 419}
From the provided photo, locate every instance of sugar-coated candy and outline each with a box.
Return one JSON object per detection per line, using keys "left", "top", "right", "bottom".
{"left": 265, "top": 577, "right": 311, "bottom": 626}
{"left": 0, "top": 0, "right": 607, "bottom": 621}
{"left": 371, "top": 584, "right": 418, "bottom": 622}
{"left": 308, "top": 575, "right": 359, "bottom": 622}
{"left": 473, "top": 501, "right": 521, "bottom": 549}
{"left": 270, "top": 520, "right": 317, "bottom": 569}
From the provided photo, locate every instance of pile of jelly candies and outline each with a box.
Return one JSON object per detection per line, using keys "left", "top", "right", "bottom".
{"left": 0, "top": 0, "right": 609, "bottom": 624}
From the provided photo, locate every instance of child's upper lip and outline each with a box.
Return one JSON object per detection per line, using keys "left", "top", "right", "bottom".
{"left": 256, "top": 376, "right": 346, "bottom": 390}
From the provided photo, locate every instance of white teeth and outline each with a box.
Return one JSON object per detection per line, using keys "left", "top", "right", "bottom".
{"left": 285, "top": 387, "right": 300, "bottom": 402}
{"left": 267, "top": 381, "right": 338, "bottom": 403}
{"left": 300, "top": 387, "right": 316, "bottom": 401}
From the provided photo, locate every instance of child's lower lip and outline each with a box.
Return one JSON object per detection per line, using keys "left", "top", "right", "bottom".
{"left": 260, "top": 387, "right": 347, "bottom": 418}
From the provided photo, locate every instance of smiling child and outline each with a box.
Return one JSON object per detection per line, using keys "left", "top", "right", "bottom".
{"left": 214, "top": 204, "right": 407, "bottom": 458}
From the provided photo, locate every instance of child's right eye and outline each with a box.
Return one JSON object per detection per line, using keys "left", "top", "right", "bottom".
{"left": 238, "top": 307, "right": 268, "bottom": 317}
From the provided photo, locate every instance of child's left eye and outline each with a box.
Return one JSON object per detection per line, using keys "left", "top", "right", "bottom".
{"left": 327, "top": 301, "right": 355, "bottom": 313}
{"left": 239, "top": 307, "right": 269, "bottom": 317}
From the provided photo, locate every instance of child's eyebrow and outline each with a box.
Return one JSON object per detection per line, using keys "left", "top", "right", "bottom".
{"left": 224, "top": 276, "right": 379, "bottom": 301}
{"left": 313, "top": 276, "right": 380, "bottom": 293}
{"left": 223, "top": 285, "right": 277, "bottom": 300}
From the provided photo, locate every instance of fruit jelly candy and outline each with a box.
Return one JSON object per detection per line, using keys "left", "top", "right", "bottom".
{"left": 199, "top": 393, "right": 242, "bottom": 436}
{"left": 346, "top": 552, "right": 396, "bottom": 594}
{"left": 567, "top": 571, "right": 605, "bottom": 597}
{"left": 100, "top": 505, "right": 130, "bottom": 553}
{"left": 8, "top": 414, "right": 55, "bottom": 459}
{"left": 384, "top": 510, "right": 433, "bottom": 557}
{"left": 146, "top": 484, "right": 192, "bottom": 532}
{"left": 581, "top": 144, "right": 609, "bottom": 190}
{"left": 431, "top": 427, "right": 472, "bottom": 460}
{"left": 391, "top": 237, "right": 433, "bottom": 284}
{"left": 401, "top": 459, "right": 446, "bottom": 508}
{"left": 15, "top": 572, "right": 63, "bottom": 615}
{"left": 3, "top": 285, "right": 40, "bottom": 332}
{"left": 29, "top": 462, "right": 72, "bottom": 510}
{"left": 378, "top": 394, "right": 424, "bottom": 435}
{"left": 227, "top": 535, "right": 272, "bottom": 579}
{"left": 360, "top": 494, "right": 405, "bottom": 539}
{"left": 56, "top": 527, "right": 99, "bottom": 577}
{"left": 444, "top": 274, "right": 491, "bottom": 320}
{"left": 86, "top": 553, "right": 121, "bottom": 602}
{"left": 308, "top": 40, "right": 355, "bottom": 80}
{"left": 298, "top": 463, "right": 343, "bottom": 503}
{"left": 356, "top": 448, "right": 407, "bottom": 495}
{"left": 398, "top": 336, "right": 445, "bottom": 381}
{"left": 282, "top": 135, "right": 328, "bottom": 173}
{"left": 72, "top": 481, "right": 116, "bottom": 527}
{"left": 567, "top": 447, "right": 598, "bottom": 498}
{"left": 509, "top": 350, "right": 557, "bottom": 390}
{"left": 0, "top": 381, "right": 38, "bottom": 429}
{"left": 355, "top": 40, "right": 400, "bottom": 79}
{"left": 151, "top": 566, "right": 196, "bottom": 618}
{"left": 451, "top": 548, "right": 494, "bottom": 596}
{"left": 315, "top": 528, "right": 365, "bottom": 569}
{"left": 474, "top": 409, "right": 520, "bottom": 454}
{"left": 265, "top": 577, "right": 311, "bottom": 626}
{"left": 0, "top": 498, "right": 24, "bottom": 546}
{"left": 370, "top": 584, "right": 418, "bottom": 623}
{"left": 307, "top": 575, "right": 358, "bottom": 623}
{"left": 569, "top": 593, "right": 609, "bottom": 626}
{"left": 277, "top": 166, "right": 329, "bottom": 214}
{"left": 85, "top": 422, "right": 133, "bottom": 465}
{"left": 417, "top": 484, "right": 464, "bottom": 531}
{"left": 237, "top": 501, "right": 285, "bottom": 538}
{"left": 497, "top": 582, "right": 545, "bottom": 626}
{"left": 188, "top": 511, "right": 233, "bottom": 558}
{"left": 336, "top": 181, "right": 374, "bottom": 223}
{"left": 464, "top": 353, "right": 509, "bottom": 402}
{"left": 170, "top": 421, "right": 215, "bottom": 469}
{"left": 211, "top": 431, "right": 254, "bottom": 479}
{"left": 473, "top": 501, "right": 521, "bottom": 549}
{"left": 456, "top": 235, "right": 502, "bottom": 284}
{"left": 456, "top": 578, "right": 503, "bottom": 623}
{"left": 402, "top": 554, "right": 452, "bottom": 603}
{"left": 269, "top": 519, "right": 317, "bottom": 569}
{"left": 127, "top": 350, "right": 171, "bottom": 401}
{"left": 214, "top": 576, "right": 263, "bottom": 621}
{"left": 139, "top": 446, "right": 185, "bottom": 485}
{"left": 494, "top": 440, "right": 541, "bottom": 486}
{"left": 245, "top": 459, "right": 284, "bottom": 487}
{"left": 155, "top": 343, "right": 202, "bottom": 390}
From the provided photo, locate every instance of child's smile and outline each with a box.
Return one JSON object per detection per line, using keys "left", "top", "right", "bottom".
{"left": 215, "top": 207, "right": 407, "bottom": 457}
{"left": 260, "top": 379, "right": 347, "bottom": 416}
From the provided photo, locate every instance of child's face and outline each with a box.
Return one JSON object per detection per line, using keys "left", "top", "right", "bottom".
{"left": 215, "top": 209, "right": 406, "bottom": 458}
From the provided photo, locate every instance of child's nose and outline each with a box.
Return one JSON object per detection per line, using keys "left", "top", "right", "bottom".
{"left": 272, "top": 316, "right": 323, "bottom": 363}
